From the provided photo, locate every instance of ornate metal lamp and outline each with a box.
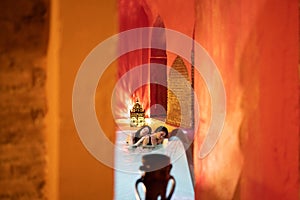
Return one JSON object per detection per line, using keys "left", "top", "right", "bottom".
{"left": 130, "top": 99, "right": 145, "bottom": 127}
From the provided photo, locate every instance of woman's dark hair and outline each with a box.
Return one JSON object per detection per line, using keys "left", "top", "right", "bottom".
{"left": 154, "top": 126, "right": 169, "bottom": 138}
{"left": 133, "top": 125, "right": 152, "bottom": 143}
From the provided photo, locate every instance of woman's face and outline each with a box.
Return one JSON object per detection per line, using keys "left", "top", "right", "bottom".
{"left": 157, "top": 131, "right": 166, "bottom": 138}
{"left": 140, "top": 127, "right": 150, "bottom": 136}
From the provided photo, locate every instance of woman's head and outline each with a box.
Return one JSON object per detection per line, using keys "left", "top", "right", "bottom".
{"left": 154, "top": 126, "right": 169, "bottom": 138}
{"left": 136, "top": 125, "right": 152, "bottom": 137}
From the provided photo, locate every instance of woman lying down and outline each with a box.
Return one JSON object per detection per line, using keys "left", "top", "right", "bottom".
{"left": 126, "top": 125, "right": 169, "bottom": 148}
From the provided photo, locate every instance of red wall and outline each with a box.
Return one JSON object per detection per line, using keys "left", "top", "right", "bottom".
{"left": 194, "top": 0, "right": 299, "bottom": 199}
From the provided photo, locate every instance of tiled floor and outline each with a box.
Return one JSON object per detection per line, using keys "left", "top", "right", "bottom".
{"left": 114, "top": 118, "right": 194, "bottom": 200}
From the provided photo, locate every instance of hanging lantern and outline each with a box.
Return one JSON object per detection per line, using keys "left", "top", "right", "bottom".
{"left": 130, "top": 99, "right": 145, "bottom": 127}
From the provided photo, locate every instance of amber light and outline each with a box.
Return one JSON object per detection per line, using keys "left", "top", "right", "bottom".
{"left": 130, "top": 99, "right": 146, "bottom": 127}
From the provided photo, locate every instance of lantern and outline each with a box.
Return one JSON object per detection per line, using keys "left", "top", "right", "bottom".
{"left": 130, "top": 99, "right": 145, "bottom": 127}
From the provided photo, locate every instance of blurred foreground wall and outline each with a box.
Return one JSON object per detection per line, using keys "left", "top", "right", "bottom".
{"left": 0, "top": 0, "right": 49, "bottom": 198}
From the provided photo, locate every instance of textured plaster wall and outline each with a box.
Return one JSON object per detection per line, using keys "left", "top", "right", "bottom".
{"left": 194, "top": 0, "right": 299, "bottom": 199}
{"left": 0, "top": 0, "right": 49, "bottom": 199}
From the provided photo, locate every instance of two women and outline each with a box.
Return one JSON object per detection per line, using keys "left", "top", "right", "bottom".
{"left": 126, "top": 125, "right": 169, "bottom": 148}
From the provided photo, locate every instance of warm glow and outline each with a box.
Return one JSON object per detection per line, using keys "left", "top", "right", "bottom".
{"left": 114, "top": 83, "right": 150, "bottom": 118}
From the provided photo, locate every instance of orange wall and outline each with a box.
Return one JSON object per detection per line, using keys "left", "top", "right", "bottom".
{"left": 57, "top": 0, "right": 117, "bottom": 199}
{"left": 194, "top": 0, "right": 298, "bottom": 199}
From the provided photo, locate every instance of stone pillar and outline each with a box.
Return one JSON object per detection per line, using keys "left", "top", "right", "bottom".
{"left": 0, "top": 0, "right": 49, "bottom": 199}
